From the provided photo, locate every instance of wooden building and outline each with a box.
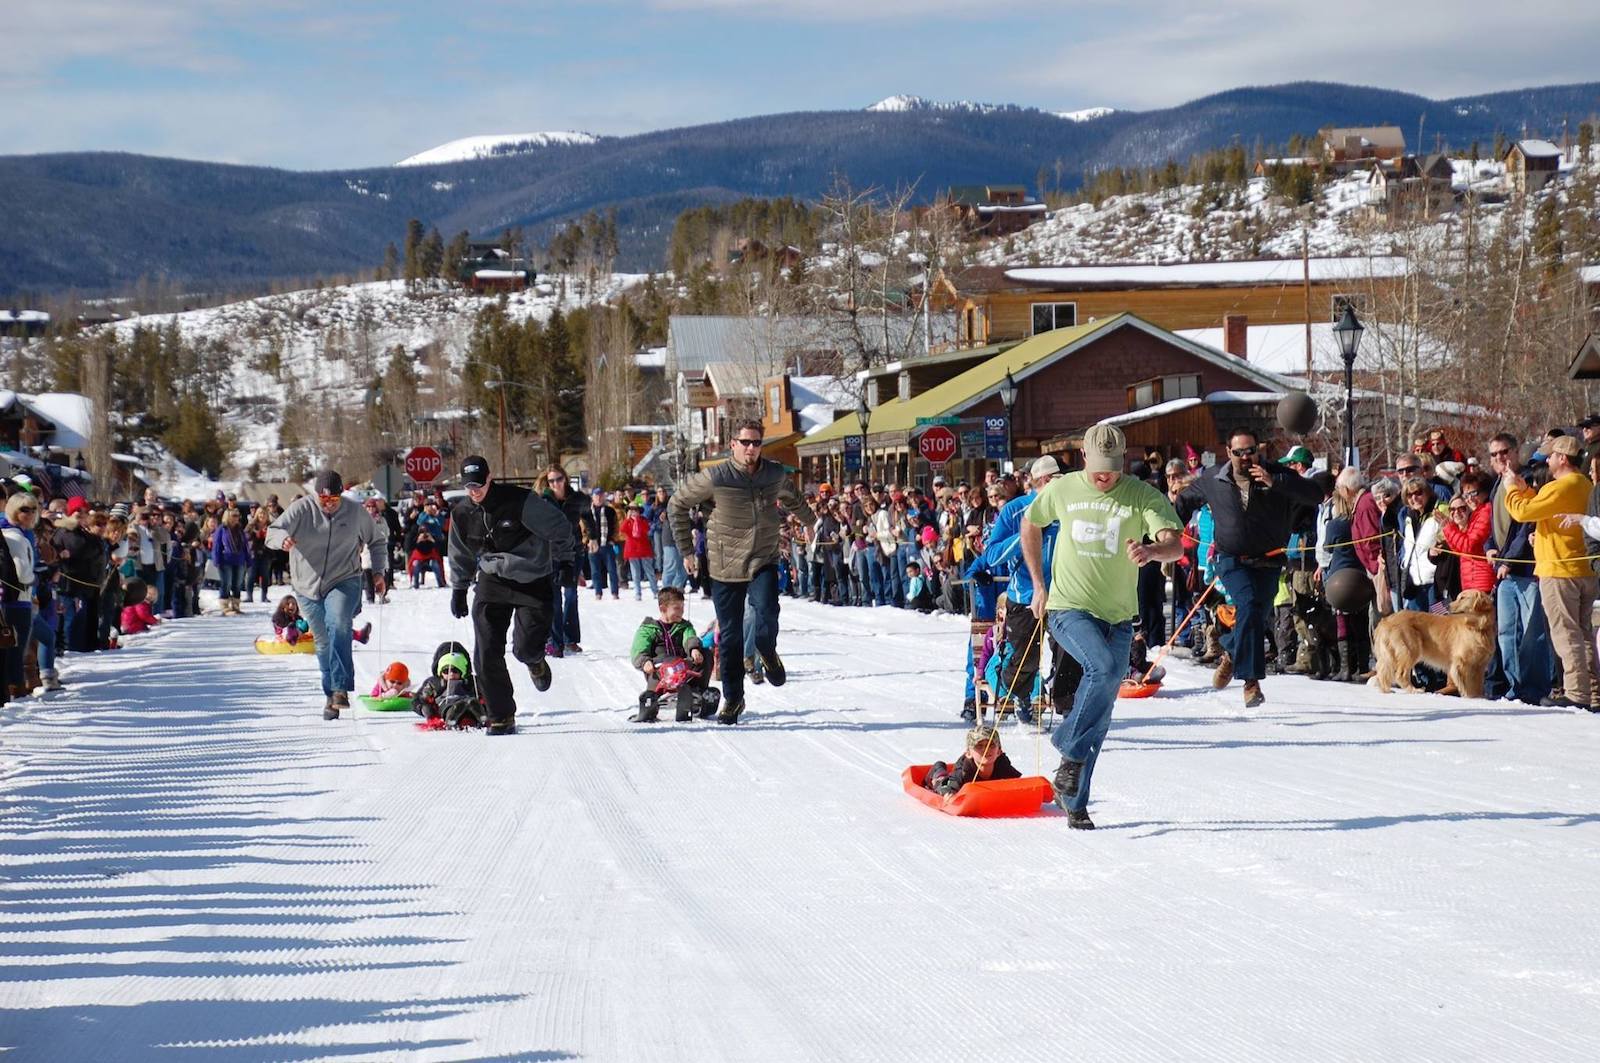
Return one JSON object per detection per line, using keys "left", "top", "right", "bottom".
{"left": 457, "top": 242, "right": 535, "bottom": 292}
{"left": 1364, "top": 154, "right": 1456, "bottom": 218}
{"left": 796, "top": 313, "right": 1294, "bottom": 489}
{"left": 1504, "top": 139, "right": 1562, "bottom": 196}
{"left": 1318, "top": 125, "right": 1407, "bottom": 170}
{"left": 945, "top": 184, "right": 1048, "bottom": 237}
{"left": 933, "top": 257, "right": 1407, "bottom": 348}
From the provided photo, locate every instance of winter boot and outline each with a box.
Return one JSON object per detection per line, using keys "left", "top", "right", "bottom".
{"left": 545, "top": 641, "right": 564, "bottom": 659}
{"left": 40, "top": 670, "right": 63, "bottom": 693}
{"left": 1211, "top": 652, "right": 1234, "bottom": 689}
{"left": 1066, "top": 809, "right": 1096, "bottom": 830}
{"left": 1335, "top": 638, "right": 1356, "bottom": 683}
{"left": 1052, "top": 759, "right": 1084, "bottom": 812}
{"left": 960, "top": 698, "right": 977, "bottom": 723}
{"left": 1243, "top": 681, "right": 1264, "bottom": 708}
{"left": 758, "top": 647, "right": 786, "bottom": 687}
{"left": 697, "top": 687, "right": 722, "bottom": 719}
{"left": 323, "top": 692, "right": 343, "bottom": 720}
{"left": 355, "top": 622, "right": 372, "bottom": 644}
{"left": 716, "top": 697, "right": 746, "bottom": 726}
{"left": 528, "top": 658, "right": 552, "bottom": 692}
{"left": 745, "top": 656, "right": 765, "bottom": 685}
{"left": 674, "top": 692, "right": 695, "bottom": 723}
{"left": 1016, "top": 699, "right": 1037, "bottom": 726}
{"left": 487, "top": 718, "right": 517, "bottom": 736}
{"left": 631, "top": 691, "right": 661, "bottom": 724}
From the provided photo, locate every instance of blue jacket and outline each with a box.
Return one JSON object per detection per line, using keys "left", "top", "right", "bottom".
{"left": 210, "top": 523, "right": 253, "bottom": 568}
{"left": 971, "top": 491, "right": 1056, "bottom": 606}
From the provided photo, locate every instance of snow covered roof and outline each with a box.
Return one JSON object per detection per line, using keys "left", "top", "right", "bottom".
{"left": 975, "top": 203, "right": 1048, "bottom": 215}
{"left": 1178, "top": 321, "right": 1452, "bottom": 378}
{"left": 24, "top": 392, "right": 93, "bottom": 449}
{"left": 472, "top": 269, "right": 528, "bottom": 279}
{"left": 667, "top": 314, "right": 948, "bottom": 376}
{"left": 1004, "top": 257, "right": 1407, "bottom": 289}
{"left": 635, "top": 347, "right": 667, "bottom": 369}
{"left": 395, "top": 131, "right": 600, "bottom": 166}
{"left": 1513, "top": 139, "right": 1562, "bottom": 159}
{"left": 1098, "top": 397, "right": 1204, "bottom": 426}
{"left": 1580, "top": 265, "right": 1600, "bottom": 284}
{"left": 0, "top": 310, "right": 49, "bottom": 325}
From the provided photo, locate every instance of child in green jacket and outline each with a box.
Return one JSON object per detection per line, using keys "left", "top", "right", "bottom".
{"left": 630, "top": 586, "right": 717, "bottom": 722}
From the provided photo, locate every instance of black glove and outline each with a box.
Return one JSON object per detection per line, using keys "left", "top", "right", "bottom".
{"left": 558, "top": 561, "right": 575, "bottom": 587}
{"left": 450, "top": 588, "right": 469, "bottom": 618}
{"left": 973, "top": 569, "right": 994, "bottom": 587}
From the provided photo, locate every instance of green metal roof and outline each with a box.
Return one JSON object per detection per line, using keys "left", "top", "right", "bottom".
{"left": 804, "top": 315, "right": 1127, "bottom": 448}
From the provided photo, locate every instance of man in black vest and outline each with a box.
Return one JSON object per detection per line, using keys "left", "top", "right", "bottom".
{"left": 448, "top": 456, "right": 577, "bottom": 735}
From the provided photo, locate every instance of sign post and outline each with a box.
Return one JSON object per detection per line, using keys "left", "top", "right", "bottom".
{"left": 984, "top": 416, "right": 1010, "bottom": 461}
{"left": 405, "top": 446, "right": 444, "bottom": 485}
{"left": 917, "top": 425, "right": 958, "bottom": 468}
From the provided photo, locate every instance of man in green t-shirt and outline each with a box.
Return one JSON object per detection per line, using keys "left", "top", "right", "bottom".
{"left": 1021, "top": 422, "right": 1184, "bottom": 828}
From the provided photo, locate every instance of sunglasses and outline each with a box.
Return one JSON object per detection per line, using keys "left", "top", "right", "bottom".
{"left": 1405, "top": 490, "right": 1428, "bottom": 498}
{"left": 732, "top": 438, "right": 762, "bottom": 448}
{"left": 1489, "top": 449, "right": 1512, "bottom": 458}
{"left": 318, "top": 493, "right": 341, "bottom": 503}
{"left": 1230, "top": 447, "right": 1257, "bottom": 457}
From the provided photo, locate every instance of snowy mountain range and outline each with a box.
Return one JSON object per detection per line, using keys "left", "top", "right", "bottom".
{"left": 866, "top": 95, "right": 1116, "bottom": 122}
{"left": 4, "top": 79, "right": 1597, "bottom": 295}
{"left": 395, "top": 132, "right": 603, "bottom": 167}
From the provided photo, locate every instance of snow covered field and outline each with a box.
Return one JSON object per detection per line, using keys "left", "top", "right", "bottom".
{"left": 4, "top": 587, "right": 1600, "bottom": 1061}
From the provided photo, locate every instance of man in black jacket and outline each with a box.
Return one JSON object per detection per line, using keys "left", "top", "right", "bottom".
{"left": 541, "top": 464, "right": 593, "bottom": 655}
{"left": 1176, "top": 428, "right": 1322, "bottom": 707}
{"left": 448, "top": 456, "right": 577, "bottom": 735}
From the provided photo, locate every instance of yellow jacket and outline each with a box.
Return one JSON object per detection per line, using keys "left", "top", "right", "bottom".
{"left": 1504, "top": 470, "right": 1595, "bottom": 579}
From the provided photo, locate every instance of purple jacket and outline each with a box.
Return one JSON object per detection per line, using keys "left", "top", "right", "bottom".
{"left": 210, "top": 524, "right": 253, "bottom": 568}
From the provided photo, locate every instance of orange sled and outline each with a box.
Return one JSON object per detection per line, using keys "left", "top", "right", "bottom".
{"left": 1118, "top": 678, "right": 1161, "bottom": 699}
{"left": 901, "top": 765, "right": 1054, "bottom": 818}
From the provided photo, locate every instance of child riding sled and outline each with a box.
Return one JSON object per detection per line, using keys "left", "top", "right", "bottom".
{"left": 629, "top": 586, "right": 719, "bottom": 723}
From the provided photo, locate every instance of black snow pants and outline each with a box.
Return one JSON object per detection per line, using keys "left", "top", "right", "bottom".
{"left": 471, "top": 592, "right": 554, "bottom": 725}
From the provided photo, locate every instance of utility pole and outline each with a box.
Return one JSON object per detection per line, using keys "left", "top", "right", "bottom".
{"left": 1302, "top": 228, "right": 1313, "bottom": 379}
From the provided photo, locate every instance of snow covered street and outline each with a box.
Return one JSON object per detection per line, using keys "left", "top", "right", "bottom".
{"left": 4, "top": 586, "right": 1600, "bottom": 1061}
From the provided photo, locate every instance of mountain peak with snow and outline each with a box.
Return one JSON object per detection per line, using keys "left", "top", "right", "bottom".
{"left": 865, "top": 95, "right": 1010, "bottom": 115}
{"left": 1054, "top": 106, "right": 1116, "bottom": 122}
{"left": 395, "top": 131, "right": 601, "bottom": 167}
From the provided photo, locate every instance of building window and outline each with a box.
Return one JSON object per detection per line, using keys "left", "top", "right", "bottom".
{"left": 1163, "top": 374, "right": 1200, "bottom": 400}
{"left": 1331, "top": 293, "right": 1370, "bottom": 322}
{"left": 1133, "top": 381, "right": 1156, "bottom": 409}
{"left": 1031, "top": 302, "right": 1077, "bottom": 335}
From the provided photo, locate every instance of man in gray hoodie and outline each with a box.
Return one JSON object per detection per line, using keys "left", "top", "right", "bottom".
{"left": 266, "top": 470, "right": 388, "bottom": 719}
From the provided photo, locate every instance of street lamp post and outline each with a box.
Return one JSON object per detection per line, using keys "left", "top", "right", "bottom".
{"left": 1332, "top": 306, "right": 1364, "bottom": 470}
{"left": 857, "top": 397, "right": 870, "bottom": 483}
{"left": 997, "top": 368, "right": 1019, "bottom": 473}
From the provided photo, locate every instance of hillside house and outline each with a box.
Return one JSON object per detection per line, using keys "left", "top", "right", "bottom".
{"left": 0, "top": 309, "right": 50, "bottom": 338}
{"left": 945, "top": 184, "right": 1048, "bottom": 237}
{"left": 1504, "top": 139, "right": 1562, "bottom": 196}
{"left": 1364, "top": 154, "right": 1456, "bottom": 218}
{"left": 1318, "top": 125, "right": 1407, "bottom": 171}
{"left": 728, "top": 238, "right": 804, "bottom": 272}
{"left": 932, "top": 257, "right": 1408, "bottom": 348}
{"left": 457, "top": 242, "right": 535, "bottom": 292}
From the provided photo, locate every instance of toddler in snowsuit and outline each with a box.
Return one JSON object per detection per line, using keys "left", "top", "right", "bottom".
{"left": 923, "top": 725, "right": 1022, "bottom": 796}
{"left": 120, "top": 580, "right": 161, "bottom": 635}
{"left": 410, "top": 642, "right": 483, "bottom": 727}
{"left": 271, "top": 593, "right": 372, "bottom": 646}
{"left": 629, "top": 586, "right": 718, "bottom": 723}
{"left": 371, "top": 661, "right": 413, "bottom": 699}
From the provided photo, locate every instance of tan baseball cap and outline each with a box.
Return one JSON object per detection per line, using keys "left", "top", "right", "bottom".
{"left": 1082, "top": 423, "right": 1127, "bottom": 473}
{"left": 1548, "top": 434, "right": 1581, "bottom": 458}
{"left": 1029, "top": 455, "right": 1062, "bottom": 478}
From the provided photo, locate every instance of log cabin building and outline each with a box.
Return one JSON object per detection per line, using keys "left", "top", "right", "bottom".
{"left": 945, "top": 184, "right": 1049, "bottom": 237}
{"left": 932, "top": 256, "right": 1407, "bottom": 349}
{"left": 1503, "top": 139, "right": 1562, "bottom": 196}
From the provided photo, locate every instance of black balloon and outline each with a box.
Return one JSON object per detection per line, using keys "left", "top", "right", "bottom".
{"left": 1324, "top": 567, "right": 1375, "bottom": 613}
{"left": 1277, "top": 392, "right": 1318, "bottom": 435}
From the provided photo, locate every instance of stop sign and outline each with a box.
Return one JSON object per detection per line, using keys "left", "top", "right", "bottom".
{"left": 404, "top": 446, "right": 444, "bottom": 484}
{"left": 918, "top": 426, "right": 957, "bottom": 466}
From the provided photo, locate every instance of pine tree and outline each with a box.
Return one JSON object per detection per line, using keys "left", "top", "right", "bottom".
{"left": 381, "top": 242, "right": 399, "bottom": 281}
{"left": 444, "top": 230, "right": 471, "bottom": 284}
{"left": 420, "top": 227, "right": 445, "bottom": 280}
{"left": 403, "top": 219, "right": 425, "bottom": 286}
{"left": 164, "top": 391, "right": 232, "bottom": 476}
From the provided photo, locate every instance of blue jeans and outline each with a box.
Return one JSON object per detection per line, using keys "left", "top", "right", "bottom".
{"left": 710, "top": 565, "right": 780, "bottom": 708}
{"left": 63, "top": 593, "right": 90, "bottom": 653}
{"left": 662, "top": 542, "right": 687, "bottom": 590}
{"left": 895, "top": 543, "right": 919, "bottom": 607}
{"left": 1046, "top": 609, "right": 1134, "bottom": 813}
{"left": 551, "top": 577, "right": 581, "bottom": 646}
{"left": 31, "top": 606, "right": 57, "bottom": 674}
{"left": 1402, "top": 585, "right": 1436, "bottom": 612}
{"left": 1497, "top": 575, "right": 1553, "bottom": 703}
{"left": 219, "top": 563, "right": 246, "bottom": 600}
{"left": 298, "top": 577, "right": 363, "bottom": 697}
{"left": 588, "top": 548, "right": 619, "bottom": 595}
{"left": 1212, "top": 556, "right": 1280, "bottom": 683}
{"left": 794, "top": 555, "right": 810, "bottom": 598}
{"left": 629, "top": 558, "right": 659, "bottom": 600}
{"left": 868, "top": 552, "right": 892, "bottom": 605}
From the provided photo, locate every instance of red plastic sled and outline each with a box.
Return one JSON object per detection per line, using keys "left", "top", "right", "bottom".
{"left": 1118, "top": 679, "right": 1161, "bottom": 699}
{"left": 901, "top": 765, "right": 1054, "bottom": 818}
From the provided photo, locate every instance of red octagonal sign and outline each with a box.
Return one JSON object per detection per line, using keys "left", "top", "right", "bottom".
{"left": 918, "top": 426, "right": 957, "bottom": 467}
{"left": 405, "top": 446, "right": 444, "bottom": 484}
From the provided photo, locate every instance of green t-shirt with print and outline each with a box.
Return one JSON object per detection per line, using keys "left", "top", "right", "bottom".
{"left": 1025, "top": 472, "right": 1183, "bottom": 622}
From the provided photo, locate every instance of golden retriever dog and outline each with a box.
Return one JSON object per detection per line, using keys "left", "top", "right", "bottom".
{"left": 1370, "top": 590, "right": 1496, "bottom": 698}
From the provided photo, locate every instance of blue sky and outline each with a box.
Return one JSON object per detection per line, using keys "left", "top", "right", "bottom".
{"left": 8, "top": 0, "right": 1598, "bottom": 169}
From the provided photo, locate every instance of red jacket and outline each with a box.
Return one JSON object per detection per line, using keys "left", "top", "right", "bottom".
{"left": 621, "top": 515, "right": 654, "bottom": 561}
{"left": 1352, "top": 492, "right": 1385, "bottom": 576}
{"left": 121, "top": 602, "right": 160, "bottom": 634}
{"left": 1441, "top": 504, "right": 1494, "bottom": 592}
